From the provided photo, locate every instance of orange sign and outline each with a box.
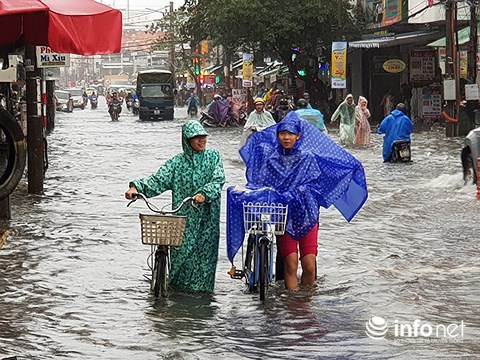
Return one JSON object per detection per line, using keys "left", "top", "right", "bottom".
{"left": 383, "top": 59, "right": 406, "bottom": 73}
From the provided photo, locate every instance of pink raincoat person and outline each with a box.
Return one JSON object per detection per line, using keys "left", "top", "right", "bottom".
{"left": 354, "top": 96, "right": 371, "bottom": 147}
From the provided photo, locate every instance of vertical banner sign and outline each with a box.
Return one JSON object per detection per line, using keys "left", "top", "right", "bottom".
{"left": 201, "top": 40, "right": 209, "bottom": 55}
{"left": 331, "top": 42, "right": 347, "bottom": 89}
{"left": 460, "top": 50, "right": 468, "bottom": 79}
{"left": 477, "top": 36, "right": 480, "bottom": 71}
{"left": 242, "top": 53, "right": 254, "bottom": 88}
{"left": 382, "top": 0, "right": 402, "bottom": 26}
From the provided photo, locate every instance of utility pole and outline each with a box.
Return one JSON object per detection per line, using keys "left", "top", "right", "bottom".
{"left": 25, "top": 44, "right": 44, "bottom": 194}
{"left": 169, "top": 2, "right": 176, "bottom": 77}
{"left": 445, "top": 0, "right": 458, "bottom": 137}
{"left": 468, "top": 0, "right": 478, "bottom": 84}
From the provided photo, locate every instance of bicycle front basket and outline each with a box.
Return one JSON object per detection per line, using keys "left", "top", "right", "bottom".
{"left": 139, "top": 214, "right": 186, "bottom": 246}
{"left": 242, "top": 202, "right": 288, "bottom": 235}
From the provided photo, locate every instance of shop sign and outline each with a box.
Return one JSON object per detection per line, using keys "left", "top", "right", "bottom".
{"left": 410, "top": 50, "right": 435, "bottom": 83}
{"left": 203, "top": 74, "right": 216, "bottom": 84}
{"left": 383, "top": 0, "right": 403, "bottom": 26}
{"left": 366, "top": 0, "right": 406, "bottom": 29}
{"left": 421, "top": 86, "right": 442, "bottom": 117}
{"left": 242, "top": 53, "right": 254, "bottom": 88}
{"left": 383, "top": 59, "right": 405, "bottom": 73}
{"left": 36, "top": 46, "right": 70, "bottom": 68}
{"left": 465, "top": 84, "right": 479, "bottom": 101}
{"left": 331, "top": 41, "right": 347, "bottom": 89}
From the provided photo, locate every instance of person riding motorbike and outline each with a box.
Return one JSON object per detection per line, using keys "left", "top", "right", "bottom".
{"left": 82, "top": 91, "right": 89, "bottom": 106}
{"left": 303, "top": 92, "right": 313, "bottom": 109}
{"left": 202, "top": 94, "right": 231, "bottom": 127}
{"left": 240, "top": 98, "right": 276, "bottom": 146}
{"left": 125, "top": 91, "right": 133, "bottom": 112}
{"left": 89, "top": 91, "right": 98, "bottom": 109}
{"left": 275, "top": 97, "right": 291, "bottom": 122}
{"left": 131, "top": 91, "right": 139, "bottom": 115}
{"left": 186, "top": 93, "right": 200, "bottom": 116}
{"left": 377, "top": 103, "right": 413, "bottom": 162}
{"left": 295, "top": 98, "right": 327, "bottom": 133}
{"left": 107, "top": 92, "right": 123, "bottom": 120}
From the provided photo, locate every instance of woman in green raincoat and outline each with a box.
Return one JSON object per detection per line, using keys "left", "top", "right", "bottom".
{"left": 125, "top": 120, "right": 226, "bottom": 293}
{"left": 331, "top": 94, "right": 356, "bottom": 146}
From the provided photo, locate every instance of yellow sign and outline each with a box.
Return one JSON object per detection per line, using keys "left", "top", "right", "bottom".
{"left": 242, "top": 54, "right": 254, "bottom": 87}
{"left": 383, "top": 59, "right": 406, "bottom": 73}
{"left": 331, "top": 42, "right": 347, "bottom": 89}
{"left": 201, "top": 40, "right": 209, "bottom": 55}
{"left": 460, "top": 50, "right": 467, "bottom": 79}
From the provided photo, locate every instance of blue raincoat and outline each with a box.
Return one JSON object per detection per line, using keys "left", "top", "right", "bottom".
{"left": 377, "top": 109, "right": 413, "bottom": 161}
{"left": 226, "top": 112, "right": 368, "bottom": 263}
{"left": 295, "top": 108, "right": 326, "bottom": 131}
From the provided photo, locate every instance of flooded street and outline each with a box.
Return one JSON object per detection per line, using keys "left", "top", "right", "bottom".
{"left": 1, "top": 97, "right": 480, "bottom": 359}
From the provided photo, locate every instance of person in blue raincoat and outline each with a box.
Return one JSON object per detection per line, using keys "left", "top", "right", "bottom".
{"left": 226, "top": 112, "right": 368, "bottom": 291}
{"left": 295, "top": 98, "right": 327, "bottom": 133}
{"left": 377, "top": 103, "right": 413, "bottom": 162}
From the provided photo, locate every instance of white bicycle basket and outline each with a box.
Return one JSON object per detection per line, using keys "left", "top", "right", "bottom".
{"left": 242, "top": 202, "right": 288, "bottom": 235}
{"left": 139, "top": 214, "right": 186, "bottom": 246}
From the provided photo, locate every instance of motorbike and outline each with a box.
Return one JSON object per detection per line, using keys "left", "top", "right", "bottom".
{"left": 132, "top": 99, "right": 140, "bottom": 116}
{"left": 275, "top": 105, "right": 290, "bottom": 122}
{"left": 390, "top": 140, "right": 412, "bottom": 162}
{"left": 90, "top": 97, "right": 98, "bottom": 109}
{"left": 109, "top": 102, "right": 122, "bottom": 121}
{"left": 199, "top": 100, "right": 239, "bottom": 127}
{"left": 199, "top": 100, "right": 229, "bottom": 127}
{"left": 126, "top": 98, "right": 133, "bottom": 112}
{"left": 230, "top": 102, "right": 247, "bottom": 126}
{"left": 188, "top": 105, "right": 198, "bottom": 117}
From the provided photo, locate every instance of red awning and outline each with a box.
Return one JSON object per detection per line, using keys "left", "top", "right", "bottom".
{"left": 0, "top": 0, "right": 122, "bottom": 55}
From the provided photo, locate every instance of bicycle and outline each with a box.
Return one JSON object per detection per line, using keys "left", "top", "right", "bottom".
{"left": 127, "top": 193, "right": 195, "bottom": 298}
{"left": 230, "top": 202, "right": 288, "bottom": 301}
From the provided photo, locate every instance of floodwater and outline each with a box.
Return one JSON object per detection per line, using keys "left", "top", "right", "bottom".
{"left": 1, "top": 98, "right": 479, "bottom": 359}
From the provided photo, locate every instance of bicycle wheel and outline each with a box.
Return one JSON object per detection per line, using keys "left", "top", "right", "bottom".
{"left": 153, "top": 250, "right": 168, "bottom": 298}
{"left": 244, "top": 234, "right": 256, "bottom": 291}
{"left": 259, "top": 240, "right": 269, "bottom": 301}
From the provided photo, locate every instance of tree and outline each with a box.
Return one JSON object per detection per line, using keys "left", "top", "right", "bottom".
{"left": 149, "top": 8, "right": 206, "bottom": 99}
{"left": 183, "top": 0, "right": 366, "bottom": 95}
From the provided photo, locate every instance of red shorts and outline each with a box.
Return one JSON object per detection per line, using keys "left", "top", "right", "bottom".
{"left": 277, "top": 224, "right": 318, "bottom": 259}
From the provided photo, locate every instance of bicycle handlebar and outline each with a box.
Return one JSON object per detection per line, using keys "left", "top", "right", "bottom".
{"left": 127, "top": 193, "right": 197, "bottom": 214}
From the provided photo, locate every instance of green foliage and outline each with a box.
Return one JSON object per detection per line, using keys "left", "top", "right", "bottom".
{"left": 184, "top": 0, "right": 365, "bottom": 61}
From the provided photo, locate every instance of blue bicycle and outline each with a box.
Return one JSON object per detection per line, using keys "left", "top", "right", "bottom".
{"left": 231, "top": 202, "right": 288, "bottom": 301}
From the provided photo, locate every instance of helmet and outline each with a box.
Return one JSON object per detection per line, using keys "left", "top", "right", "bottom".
{"left": 303, "top": 92, "right": 310, "bottom": 99}
{"left": 253, "top": 98, "right": 265, "bottom": 106}
{"left": 213, "top": 94, "right": 222, "bottom": 100}
{"left": 279, "top": 98, "right": 289, "bottom": 106}
{"left": 296, "top": 98, "right": 308, "bottom": 108}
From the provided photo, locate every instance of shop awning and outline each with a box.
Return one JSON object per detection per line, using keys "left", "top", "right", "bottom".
{"left": 348, "top": 30, "right": 443, "bottom": 49}
{"left": 0, "top": 0, "right": 122, "bottom": 55}
{"left": 427, "top": 25, "right": 479, "bottom": 47}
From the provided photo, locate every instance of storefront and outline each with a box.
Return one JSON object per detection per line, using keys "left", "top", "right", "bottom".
{"left": 348, "top": 30, "right": 444, "bottom": 123}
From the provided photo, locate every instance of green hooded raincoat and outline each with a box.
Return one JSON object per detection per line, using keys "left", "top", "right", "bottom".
{"left": 130, "top": 121, "right": 225, "bottom": 292}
